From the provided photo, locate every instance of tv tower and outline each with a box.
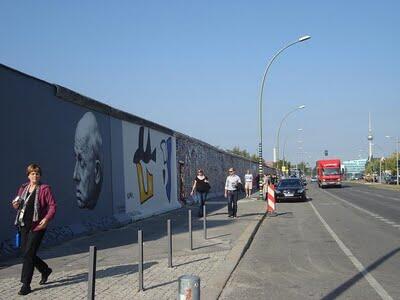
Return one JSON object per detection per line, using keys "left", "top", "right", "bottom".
{"left": 367, "top": 112, "right": 373, "bottom": 160}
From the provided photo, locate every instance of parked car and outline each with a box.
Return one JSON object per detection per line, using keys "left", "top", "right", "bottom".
{"left": 275, "top": 178, "right": 307, "bottom": 202}
{"left": 385, "top": 176, "right": 398, "bottom": 184}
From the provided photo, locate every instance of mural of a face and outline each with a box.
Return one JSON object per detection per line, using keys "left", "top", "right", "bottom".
{"left": 73, "top": 112, "right": 103, "bottom": 209}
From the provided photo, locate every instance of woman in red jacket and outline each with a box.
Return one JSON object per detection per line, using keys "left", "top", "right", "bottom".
{"left": 12, "top": 164, "right": 57, "bottom": 296}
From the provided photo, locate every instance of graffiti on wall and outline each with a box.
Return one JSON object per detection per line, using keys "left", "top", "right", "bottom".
{"left": 160, "top": 137, "right": 172, "bottom": 202}
{"left": 122, "top": 121, "right": 178, "bottom": 216}
{"left": 133, "top": 127, "right": 156, "bottom": 204}
{"left": 175, "top": 135, "right": 260, "bottom": 201}
{"left": 73, "top": 112, "right": 103, "bottom": 209}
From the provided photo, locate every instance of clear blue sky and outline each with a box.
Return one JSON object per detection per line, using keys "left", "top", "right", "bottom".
{"left": 1, "top": 0, "right": 399, "bottom": 165}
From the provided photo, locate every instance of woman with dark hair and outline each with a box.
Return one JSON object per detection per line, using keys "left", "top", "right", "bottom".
{"left": 190, "top": 169, "right": 210, "bottom": 217}
{"left": 12, "top": 163, "right": 57, "bottom": 296}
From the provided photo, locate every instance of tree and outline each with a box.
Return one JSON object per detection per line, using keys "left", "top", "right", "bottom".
{"left": 365, "top": 158, "right": 380, "bottom": 175}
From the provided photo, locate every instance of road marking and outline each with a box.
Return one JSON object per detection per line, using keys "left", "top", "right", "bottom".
{"left": 323, "top": 190, "right": 400, "bottom": 231}
{"left": 388, "top": 197, "right": 400, "bottom": 202}
{"left": 309, "top": 201, "right": 393, "bottom": 300}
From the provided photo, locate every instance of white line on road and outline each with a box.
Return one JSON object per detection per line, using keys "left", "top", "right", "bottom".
{"left": 323, "top": 190, "right": 400, "bottom": 231}
{"left": 309, "top": 201, "right": 393, "bottom": 300}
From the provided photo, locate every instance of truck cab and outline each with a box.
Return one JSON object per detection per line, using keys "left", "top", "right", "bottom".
{"left": 316, "top": 159, "right": 342, "bottom": 188}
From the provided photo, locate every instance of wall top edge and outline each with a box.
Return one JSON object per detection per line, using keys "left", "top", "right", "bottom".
{"left": 0, "top": 64, "right": 173, "bottom": 136}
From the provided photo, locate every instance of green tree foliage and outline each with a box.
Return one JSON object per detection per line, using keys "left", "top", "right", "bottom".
{"left": 227, "top": 146, "right": 260, "bottom": 162}
{"left": 383, "top": 153, "right": 398, "bottom": 175}
{"left": 365, "top": 158, "right": 381, "bottom": 174}
{"left": 366, "top": 154, "right": 398, "bottom": 175}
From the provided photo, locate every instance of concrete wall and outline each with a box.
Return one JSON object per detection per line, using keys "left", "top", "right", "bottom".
{"left": 0, "top": 64, "right": 274, "bottom": 258}
{"left": 0, "top": 65, "right": 179, "bottom": 257}
{"left": 176, "top": 133, "right": 274, "bottom": 200}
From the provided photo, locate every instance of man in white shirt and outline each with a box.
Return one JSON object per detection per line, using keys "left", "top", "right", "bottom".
{"left": 244, "top": 170, "right": 253, "bottom": 198}
{"left": 224, "top": 168, "right": 242, "bottom": 218}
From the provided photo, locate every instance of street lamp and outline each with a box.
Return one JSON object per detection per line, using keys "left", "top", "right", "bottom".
{"left": 385, "top": 135, "right": 399, "bottom": 185}
{"left": 274, "top": 105, "right": 306, "bottom": 163}
{"left": 258, "top": 35, "right": 311, "bottom": 200}
{"left": 282, "top": 128, "right": 303, "bottom": 174}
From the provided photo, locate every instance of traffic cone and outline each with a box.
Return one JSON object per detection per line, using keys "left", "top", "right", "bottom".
{"left": 267, "top": 184, "right": 277, "bottom": 217}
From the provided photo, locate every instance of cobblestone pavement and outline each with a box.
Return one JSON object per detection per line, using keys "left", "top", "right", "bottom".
{"left": 0, "top": 195, "right": 265, "bottom": 299}
{"left": 0, "top": 250, "right": 229, "bottom": 299}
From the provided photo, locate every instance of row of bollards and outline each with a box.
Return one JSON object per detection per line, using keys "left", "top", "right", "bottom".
{"left": 87, "top": 207, "right": 206, "bottom": 299}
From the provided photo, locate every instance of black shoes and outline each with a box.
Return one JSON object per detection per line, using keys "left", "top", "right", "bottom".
{"left": 39, "top": 268, "right": 52, "bottom": 285}
{"left": 18, "top": 285, "right": 31, "bottom": 296}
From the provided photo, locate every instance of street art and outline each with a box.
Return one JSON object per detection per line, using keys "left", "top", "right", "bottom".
{"left": 160, "top": 137, "right": 172, "bottom": 202}
{"left": 73, "top": 112, "right": 103, "bottom": 209}
{"left": 133, "top": 127, "right": 156, "bottom": 204}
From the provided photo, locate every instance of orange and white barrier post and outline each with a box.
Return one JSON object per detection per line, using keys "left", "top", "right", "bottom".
{"left": 267, "top": 184, "right": 277, "bottom": 217}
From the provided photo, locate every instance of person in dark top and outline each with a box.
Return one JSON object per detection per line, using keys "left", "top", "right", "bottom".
{"left": 190, "top": 169, "right": 210, "bottom": 217}
{"left": 12, "top": 164, "right": 57, "bottom": 296}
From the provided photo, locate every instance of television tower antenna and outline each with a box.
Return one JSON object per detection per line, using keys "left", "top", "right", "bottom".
{"left": 367, "top": 112, "right": 373, "bottom": 160}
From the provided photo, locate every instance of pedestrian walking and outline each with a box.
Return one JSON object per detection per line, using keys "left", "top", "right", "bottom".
{"left": 244, "top": 170, "right": 253, "bottom": 198}
{"left": 262, "top": 174, "right": 270, "bottom": 200}
{"left": 190, "top": 169, "right": 210, "bottom": 217}
{"left": 11, "top": 164, "right": 57, "bottom": 296}
{"left": 224, "top": 168, "right": 242, "bottom": 218}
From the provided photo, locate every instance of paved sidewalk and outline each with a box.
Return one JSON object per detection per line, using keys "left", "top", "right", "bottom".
{"left": 0, "top": 194, "right": 266, "bottom": 299}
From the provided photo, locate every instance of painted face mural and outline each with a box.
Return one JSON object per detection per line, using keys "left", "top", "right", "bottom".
{"left": 73, "top": 112, "right": 103, "bottom": 209}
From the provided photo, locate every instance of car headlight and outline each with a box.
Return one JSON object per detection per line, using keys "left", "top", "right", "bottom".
{"left": 297, "top": 189, "right": 304, "bottom": 193}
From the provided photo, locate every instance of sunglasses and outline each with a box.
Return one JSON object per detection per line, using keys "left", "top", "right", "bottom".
{"left": 229, "top": 170, "right": 234, "bottom": 173}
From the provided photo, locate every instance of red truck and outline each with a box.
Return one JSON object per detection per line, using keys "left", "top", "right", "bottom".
{"left": 316, "top": 159, "right": 342, "bottom": 188}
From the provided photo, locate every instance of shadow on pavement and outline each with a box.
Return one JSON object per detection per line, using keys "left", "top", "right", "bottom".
{"left": 238, "top": 213, "right": 265, "bottom": 218}
{"left": 173, "top": 256, "right": 209, "bottom": 268}
{"left": 207, "top": 233, "right": 230, "bottom": 239}
{"left": 321, "top": 247, "right": 400, "bottom": 300}
{"left": 144, "top": 279, "right": 178, "bottom": 291}
{"left": 34, "top": 262, "right": 157, "bottom": 292}
{"left": 193, "top": 243, "right": 222, "bottom": 250}
{"left": 1, "top": 193, "right": 262, "bottom": 271}
{"left": 275, "top": 212, "right": 293, "bottom": 217}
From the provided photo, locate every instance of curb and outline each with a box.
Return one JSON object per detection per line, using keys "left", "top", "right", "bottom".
{"left": 203, "top": 208, "right": 266, "bottom": 300}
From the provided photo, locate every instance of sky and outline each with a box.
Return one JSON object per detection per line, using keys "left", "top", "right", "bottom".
{"left": 1, "top": 0, "right": 399, "bottom": 165}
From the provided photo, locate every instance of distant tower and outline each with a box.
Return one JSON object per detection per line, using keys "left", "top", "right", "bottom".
{"left": 367, "top": 112, "right": 373, "bottom": 160}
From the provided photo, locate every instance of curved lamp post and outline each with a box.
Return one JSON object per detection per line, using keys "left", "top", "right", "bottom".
{"left": 282, "top": 128, "right": 303, "bottom": 174}
{"left": 275, "top": 105, "right": 306, "bottom": 163}
{"left": 258, "top": 35, "right": 311, "bottom": 200}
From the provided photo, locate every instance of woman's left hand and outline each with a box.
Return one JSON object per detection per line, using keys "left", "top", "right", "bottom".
{"left": 37, "top": 218, "right": 49, "bottom": 230}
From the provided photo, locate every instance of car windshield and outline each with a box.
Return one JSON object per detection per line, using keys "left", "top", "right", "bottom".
{"left": 278, "top": 179, "right": 302, "bottom": 188}
{"left": 323, "top": 168, "right": 340, "bottom": 175}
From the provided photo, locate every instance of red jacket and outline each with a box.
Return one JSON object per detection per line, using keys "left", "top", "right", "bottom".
{"left": 16, "top": 183, "right": 57, "bottom": 231}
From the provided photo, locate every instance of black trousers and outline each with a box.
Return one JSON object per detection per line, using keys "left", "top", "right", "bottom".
{"left": 20, "top": 227, "right": 48, "bottom": 286}
{"left": 227, "top": 190, "right": 238, "bottom": 217}
{"left": 198, "top": 192, "right": 208, "bottom": 217}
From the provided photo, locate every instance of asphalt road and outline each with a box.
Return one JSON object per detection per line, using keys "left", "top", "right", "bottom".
{"left": 220, "top": 183, "right": 400, "bottom": 300}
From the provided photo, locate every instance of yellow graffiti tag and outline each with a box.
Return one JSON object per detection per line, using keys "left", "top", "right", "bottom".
{"left": 136, "top": 163, "right": 154, "bottom": 203}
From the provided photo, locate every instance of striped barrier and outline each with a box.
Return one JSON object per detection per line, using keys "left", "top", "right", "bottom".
{"left": 267, "top": 184, "right": 277, "bottom": 217}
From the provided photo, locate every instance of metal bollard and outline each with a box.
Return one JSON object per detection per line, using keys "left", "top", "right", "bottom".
{"left": 138, "top": 229, "right": 144, "bottom": 291}
{"left": 203, "top": 204, "right": 207, "bottom": 239}
{"left": 168, "top": 219, "right": 172, "bottom": 268}
{"left": 87, "top": 245, "right": 97, "bottom": 300}
{"left": 188, "top": 210, "right": 193, "bottom": 250}
{"left": 178, "top": 275, "right": 200, "bottom": 300}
